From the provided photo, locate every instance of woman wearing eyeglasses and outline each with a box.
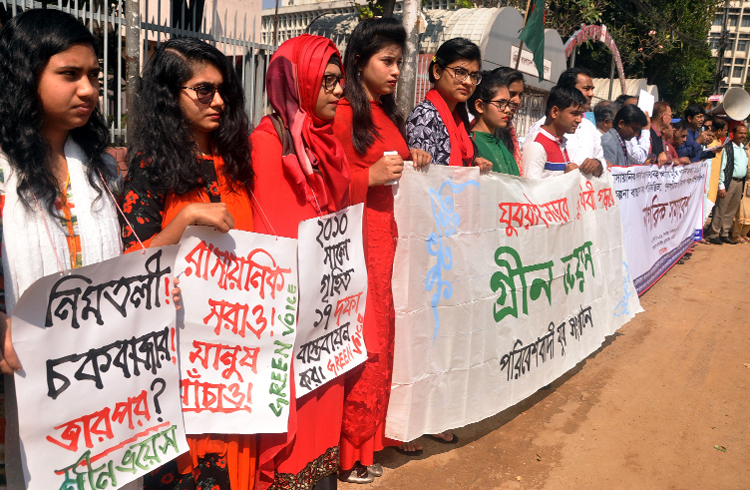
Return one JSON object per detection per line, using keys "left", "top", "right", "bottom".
{"left": 467, "top": 72, "right": 520, "bottom": 176}
{"left": 249, "top": 34, "right": 351, "bottom": 490}
{"left": 491, "top": 67, "right": 526, "bottom": 173}
{"left": 121, "top": 37, "right": 255, "bottom": 490}
{"left": 405, "top": 38, "right": 490, "bottom": 172}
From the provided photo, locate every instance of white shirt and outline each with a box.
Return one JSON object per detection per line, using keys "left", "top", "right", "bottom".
{"left": 524, "top": 116, "right": 605, "bottom": 167}
{"left": 522, "top": 128, "right": 570, "bottom": 179}
{"left": 625, "top": 129, "right": 651, "bottom": 165}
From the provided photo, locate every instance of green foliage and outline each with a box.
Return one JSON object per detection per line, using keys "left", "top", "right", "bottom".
{"left": 561, "top": 0, "right": 722, "bottom": 111}
{"left": 455, "top": 0, "right": 474, "bottom": 9}
{"left": 470, "top": 0, "right": 720, "bottom": 109}
{"left": 353, "top": 0, "right": 383, "bottom": 19}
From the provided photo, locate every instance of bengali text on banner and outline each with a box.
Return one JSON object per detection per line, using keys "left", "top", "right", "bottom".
{"left": 174, "top": 228, "right": 298, "bottom": 433}
{"left": 12, "top": 247, "right": 188, "bottom": 490}
{"left": 611, "top": 161, "right": 706, "bottom": 295}
{"left": 385, "top": 165, "right": 643, "bottom": 442}
{"left": 294, "top": 203, "right": 368, "bottom": 398}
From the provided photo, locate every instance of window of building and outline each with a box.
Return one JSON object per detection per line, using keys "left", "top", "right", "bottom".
{"left": 742, "top": 15, "right": 750, "bottom": 27}
{"left": 733, "top": 65, "right": 744, "bottom": 78}
{"left": 709, "top": 34, "right": 721, "bottom": 50}
{"left": 738, "top": 39, "right": 749, "bottom": 51}
{"left": 715, "top": 14, "right": 723, "bottom": 25}
{"left": 730, "top": 15, "right": 739, "bottom": 26}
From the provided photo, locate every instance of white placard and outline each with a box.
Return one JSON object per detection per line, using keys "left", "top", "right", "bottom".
{"left": 294, "top": 203, "right": 368, "bottom": 398}
{"left": 637, "top": 89, "right": 655, "bottom": 116}
{"left": 13, "top": 247, "right": 188, "bottom": 490}
{"left": 174, "top": 228, "right": 298, "bottom": 433}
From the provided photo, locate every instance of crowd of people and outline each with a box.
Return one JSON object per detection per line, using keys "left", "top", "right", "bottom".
{"left": 0, "top": 8, "right": 744, "bottom": 490}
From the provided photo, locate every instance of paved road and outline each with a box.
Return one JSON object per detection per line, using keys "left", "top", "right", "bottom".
{"left": 341, "top": 242, "right": 750, "bottom": 489}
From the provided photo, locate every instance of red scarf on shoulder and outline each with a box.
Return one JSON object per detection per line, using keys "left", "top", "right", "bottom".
{"left": 425, "top": 88, "right": 474, "bottom": 166}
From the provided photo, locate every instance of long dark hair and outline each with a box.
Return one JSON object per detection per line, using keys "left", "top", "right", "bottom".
{"left": 128, "top": 37, "right": 252, "bottom": 194}
{"left": 428, "top": 37, "right": 481, "bottom": 128}
{"left": 343, "top": 17, "right": 406, "bottom": 155}
{"left": 0, "top": 9, "right": 112, "bottom": 215}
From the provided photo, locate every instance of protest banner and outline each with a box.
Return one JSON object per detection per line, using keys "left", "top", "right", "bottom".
{"left": 385, "top": 166, "right": 642, "bottom": 442}
{"left": 12, "top": 247, "right": 188, "bottom": 490}
{"left": 174, "top": 228, "right": 298, "bottom": 433}
{"left": 294, "top": 204, "right": 368, "bottom": 398}
{"left": 611, "top": 162, "right": 706, "bottom": 295}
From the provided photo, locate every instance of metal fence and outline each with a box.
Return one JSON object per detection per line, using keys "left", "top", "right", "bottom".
{"left": 0, "top": 0, "right": 276, "bottom": 144}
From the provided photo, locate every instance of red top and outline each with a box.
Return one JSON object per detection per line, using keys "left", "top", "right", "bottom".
{"left": 250, "top": 121, "right": 348, "bottom": 490}
{"left": 332, "top": 99, "right": 405, "bottom": 456}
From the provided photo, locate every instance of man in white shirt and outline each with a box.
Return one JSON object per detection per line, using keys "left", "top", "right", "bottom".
{"left": 523, "top": 67, "right": 604, "bottom": 175}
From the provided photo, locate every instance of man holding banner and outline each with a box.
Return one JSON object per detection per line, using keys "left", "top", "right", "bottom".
{"left": 523, "top": 86, "right": 603, "bottom": 179}
{"left": 707, "top": 124, "right": 748, "bottom": 245}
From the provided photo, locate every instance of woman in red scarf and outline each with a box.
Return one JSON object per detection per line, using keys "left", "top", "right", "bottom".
{"left": 405, "top": 38, "right": 490, "bottom": 172}
{"left": 331, "top": 18, "right": 431, "bottom": 484}
{"left": 250, "top": 34, "right": 350, "bottom": 490}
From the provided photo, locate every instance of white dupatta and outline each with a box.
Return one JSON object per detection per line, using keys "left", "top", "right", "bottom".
{"left": 1, "top": 138, "right": 122, "bottom": 314}
{"left": 1, "top": 138, "right": 124, "bottom": 490}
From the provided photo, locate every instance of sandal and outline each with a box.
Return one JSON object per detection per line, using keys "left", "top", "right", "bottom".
{"left": 393, "top": 445, "right": 423, "bottom": 456}
{"left": 338, "top": 463, "right": 374, "bottom": 484}
{"left": 425, "top": 432, "right": 460, "bottom": 445}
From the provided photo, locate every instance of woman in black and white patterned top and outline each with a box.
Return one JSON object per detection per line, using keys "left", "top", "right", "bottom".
{"left": 406, "top": 38, "right": 491, "bottom": 171}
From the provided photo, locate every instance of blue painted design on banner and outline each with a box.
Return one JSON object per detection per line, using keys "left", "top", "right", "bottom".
{"left": 693, "top": 228, "right": 703, "bottom": 241}
{"left": 425, "top": 177, "right": 480, "bottom": 341}
{"left": 544, "top": 162, "right": 567, "bottom": 172}
{"left": 633, "top": 235, "right": 693, "bottom": 295}
{"left": 613, "top": 261, "right": 632, "bottom": 317}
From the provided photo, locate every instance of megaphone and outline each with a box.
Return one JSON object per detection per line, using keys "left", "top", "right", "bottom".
{"left": 710, "top": 87, "right": 750, "bottom": 121}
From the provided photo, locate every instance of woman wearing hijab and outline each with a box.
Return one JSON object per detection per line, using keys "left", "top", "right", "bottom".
{"left": 250, "top": 34, "right": 350, "bottom": 490}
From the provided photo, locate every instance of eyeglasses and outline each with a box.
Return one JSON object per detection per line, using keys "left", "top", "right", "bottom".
{"left": 484, "top": 99, "right": 516, "bottom": 111}
{"left": 321, "top": 74, "right": 344, "bottom": 92}
{"left": 182, "top": 84, "right": 223, "bottom": 104}
{"left": 444, "top": 66, "right": 482, "bottom": 85}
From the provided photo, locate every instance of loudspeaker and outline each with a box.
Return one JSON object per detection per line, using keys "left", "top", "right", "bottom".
{"left": 710, "top": 87, "right": 750, "bottom": 121}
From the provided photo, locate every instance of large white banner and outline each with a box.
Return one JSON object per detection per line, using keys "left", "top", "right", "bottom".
{"left": 611, "top": 162, "right": 706, "bottom": 295}
{"left": 294, "top": 204, "right": 368, "bottom": 398}
{"left": 385, "top": 166, "right": 642, "bottom": 442}
{"left": 12, "top": 247, "right": 188, "bottom": 490}
{"left": 174, "top": 228, "right": 298, "bottom": 433}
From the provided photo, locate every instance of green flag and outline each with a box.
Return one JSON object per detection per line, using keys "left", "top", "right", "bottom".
{"left": 518, "top": 0, "right": 545, "bottom": 81}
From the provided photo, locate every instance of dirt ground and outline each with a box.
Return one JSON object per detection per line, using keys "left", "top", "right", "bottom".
{"left": 341, "top": 242, "right": 750, "bottom": 490}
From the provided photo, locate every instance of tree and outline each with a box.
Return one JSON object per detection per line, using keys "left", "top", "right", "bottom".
{"left": 561, "top": 0, "right": 722, "bottom": 111}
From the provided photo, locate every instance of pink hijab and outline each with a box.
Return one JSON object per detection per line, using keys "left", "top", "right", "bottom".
{"left": 257, "top": 34, "right": 350, "bottom": 213}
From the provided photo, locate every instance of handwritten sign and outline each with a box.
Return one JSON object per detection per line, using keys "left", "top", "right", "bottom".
{"left": 385, "top": 166, "right": 643, "bottom": 442}
{"left": 174, "top": 228, "right": 297, "bottom": 433}
{"left": 12, "top": 247, "right": 188, "bottom": 490}
{"left": 294, "top": 203, "right": 368, "bottom": 398}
